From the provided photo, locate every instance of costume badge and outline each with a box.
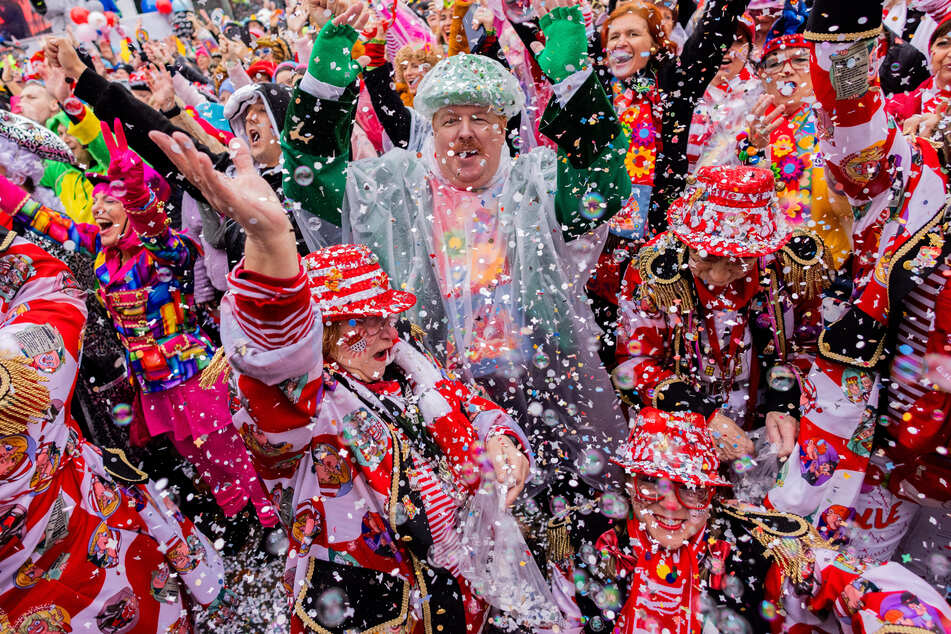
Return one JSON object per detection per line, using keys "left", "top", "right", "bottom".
{"left": 829, "top": 40, "right": 874, "bottom": 101}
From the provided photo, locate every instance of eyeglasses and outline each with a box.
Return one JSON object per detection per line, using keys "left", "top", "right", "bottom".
{"left": 633, "top": 474, "right": 714, "bottom": 510}
{"left": 760, "top": 53, "right": 811, "bottom": 74}
{"left": 351, "top": 315, "right": 397, "bottom": 338}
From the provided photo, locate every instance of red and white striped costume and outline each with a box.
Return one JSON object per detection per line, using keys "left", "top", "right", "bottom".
{"left": 0, "top": 234, "right": 224, "bottom": 632}
{"left": 765, "top": 17, "right": 951, "bottom": 559}
{"left": 220, "top": 260, "right": 530, "bottom": 634}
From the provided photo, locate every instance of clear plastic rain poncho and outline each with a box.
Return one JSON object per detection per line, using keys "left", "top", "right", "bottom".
{"left": 343, "top": 134, "right": 629, "bottom": 491}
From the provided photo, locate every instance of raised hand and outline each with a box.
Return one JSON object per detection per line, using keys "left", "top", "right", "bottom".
{"left": 764, "top": 411, "right": 798, "bottom": 459}
{"left": 708, "top": 411, "right": 754, "bottom": 462}
{"left": 747, "top": 94, "right": 784, "bottom": 150}
{"left": 43, "top": 37, "right": 86, "bottom": 81}
{"left": 529, "top": 0, "right": 588, "bottom": 83}
{"left": 306, "top": 2, "right": 369, "bottom": 87}
{"left": 101, "top": 119, "right": 150, "bottom": 210}
{"left": 146, "top": 64, "right": 176, "bottom": 112}
{"left": 148, "top": 130, "right": 298, "bottom": 279}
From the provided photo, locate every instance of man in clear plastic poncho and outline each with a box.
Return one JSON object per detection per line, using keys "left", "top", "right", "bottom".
{"left": 281, "top": 0, "right": 632, "bottom": 487}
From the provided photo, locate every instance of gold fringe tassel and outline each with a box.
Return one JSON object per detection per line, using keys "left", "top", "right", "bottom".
{"left": 0, "top": 357, "right": 51, "bottom": 436}
{"left": 546, "top": 517, "right": 573, "bottom": 564}
{"left": 778, "top": 231, "right": 834, "bottom": 302}
{"left": 199, "top": 348, "right": 231, "bottom": 390}
{"left": 748, "top": 523, "right": 830, "bottom": 585}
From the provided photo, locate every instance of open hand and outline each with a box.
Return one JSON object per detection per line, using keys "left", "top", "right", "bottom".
{"left": 747, "top": 94, "right": 784, "bottom": 149}
{"left": 485, "top": 435, "right": 530, "bottom": 506}
{"left": 764, "top": 411, "right": 798, "bottom": 459}
{"left": 708, "top": 411, "right": 754, "bottom": 462}
{"left": 148, "top": 130, "right": 297, "bottom": 278}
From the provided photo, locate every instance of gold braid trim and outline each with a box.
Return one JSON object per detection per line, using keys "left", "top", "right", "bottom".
{"left": 0, "top": 357, "right": 51, "bottom": 436}
{"left": 637, "top": 233, "right": 694, "bottom": 314}
{"left": 546, "top": 517, "right": 572, "bottom": 564}
{"left": 778, "top": 230, "right": 833, "bottom": 302}
{"left": 719, "top": 505, "right": 830, "bottom": 585}
{"left": 874, "top": 626, "right": 942, "bottom": 634}
{"left": 803, "top": 27, "right": 882, "bottom": 42}
{"left": 198, "top": 348, "right": 231, "bottom": 390}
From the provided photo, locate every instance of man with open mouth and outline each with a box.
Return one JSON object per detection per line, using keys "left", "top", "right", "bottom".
{"left": 281, "top": 0, "right": 633, "bottom": 489}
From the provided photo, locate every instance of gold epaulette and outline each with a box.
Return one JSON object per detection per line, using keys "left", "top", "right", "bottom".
{"left": 0, "top": 357, "right": 51, "bottom": 435}
{"left": 546, "top": 516, "right": 573, "bottom": 564}
{"left": 778, "top": 229, "right": 833, "bottom": 301}
{"left": 636, "top": 232, "right": 694, "bottom": 313}
{"left": 199, "top": 348, "right": 232, "bottom": 390}
{"left": 719, "top": 504, "right": 830, "bottom": 585}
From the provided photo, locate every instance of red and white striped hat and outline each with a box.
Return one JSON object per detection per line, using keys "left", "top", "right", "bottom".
{"left": 302, "top": 244, "right": 416, "bottom": 323}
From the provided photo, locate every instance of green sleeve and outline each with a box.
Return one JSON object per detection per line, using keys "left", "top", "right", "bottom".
{"left": 40, "top": 160, "right": 68, "bottom": 193}
{"left": 280, "top": 83, "right": 360, "bottom": 228}
{"left": 86, "top": 132, "right": 111, "bottom": 174}
{"left": 540, "top": 72, "right": 631, "bottom": 241}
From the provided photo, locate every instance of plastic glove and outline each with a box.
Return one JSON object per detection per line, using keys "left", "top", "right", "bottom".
{"left": 0, "top": 172, "right": 29, "bottom": 217}
{"left": 534, "top": 5, "right": 587, "bottom": 83}
{"left": 307, "top": 20, "right": 363, "bottom": 87}
{"left": 101, "top": 119, "right": 151, "bottom": 210}
{"left": 389, "top": 340, "right": 442, "bottom": 395}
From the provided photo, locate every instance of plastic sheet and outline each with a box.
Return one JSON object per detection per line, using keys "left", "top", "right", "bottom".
{"left": 458, "top": 480, "right": 564, "bottom": 631}
{"left": 728, "top": 428, "right": 781, "bottom": 505}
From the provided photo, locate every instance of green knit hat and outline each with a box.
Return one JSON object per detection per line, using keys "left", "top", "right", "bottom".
{"left": 413, "top": 53, "right": 524, "bottom": 121}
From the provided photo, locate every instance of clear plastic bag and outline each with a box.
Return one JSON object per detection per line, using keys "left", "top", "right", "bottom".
{"left": 728, "top": 428, "right": 781, "bottom": 505}
{"left": 457, "top": 480, "right": 565, "bottom": 631}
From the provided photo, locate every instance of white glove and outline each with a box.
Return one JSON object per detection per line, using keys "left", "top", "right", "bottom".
{"left": 390, "top": 340, "right": 443, "bottom": 395}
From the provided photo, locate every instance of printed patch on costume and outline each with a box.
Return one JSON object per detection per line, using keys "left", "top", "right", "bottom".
{"left": 14, "top": 560, "right": 42, "bottom": 589}
{"left": 310, "top": 442, "right": 353, "bottom": 498}
{"left": 846, "top": 409, "right": 876, "bottom": 458}
{"left": 903, "top": 233, "right": 944, "bottom": 274}
{"left": 841, "top": 368, "right": 874, "bottom": 404}
{"left": 829, "top": 40, "right": 873, "bottom": 101}
{"left": 0, "top": 433, "right": 35, "bottom": 482}
{"left": 838, "top": 578, "right": 879, "bottom": 617}
{"left": 38, "top": 495, "right": 69, "bottom": 551}
{"left": 0, "top": 253, "right": 34, "bottom": 303}
{"left": 89, "top": 474, "right": 121, "bottom": 518}
{"left": 291, "top": 499, "right": 324, "bottom": 556}
{"left": 150, "top": 563, "right": 181, "bottom": 603}
{"left": 874, "top": 590, "right": 947, "bottom": 629}
{"left": 95, "top": 587, "right": 140, "bottom": 634}
{"left": 14, "top": 605, "right": 71, "bottom": 633}
{"left": 799, "top": 438, "right": 840, "bottom": 486}
{"left": 88, "top": 521, "right": 121, "bottom": 568}
{"left": 29, "top": 442, "right": 61, "bottom": 493}
{"left": 841, "top": 141, "right": 887, "bottom": 185}
{"left": 56, "top": 270, "right": 85, "bottom": 299}
{"left": 0, "top": 503, "right": 26, "bottom": 547}
{"left": 339, "top": 408, "right": 389, "bottom": 471}
{"left": 165, "top": 534, "right": 205, "bottom": 574}
{"left": 360, "top": 511, "right": 397, "bottom": 558}
{"left": 816, "top": 504, "right": 854, "bottom": 546}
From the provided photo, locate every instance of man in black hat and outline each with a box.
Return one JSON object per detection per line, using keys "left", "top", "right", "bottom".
{"left": 765, "top": 0, "right": 951, "bottom": 566}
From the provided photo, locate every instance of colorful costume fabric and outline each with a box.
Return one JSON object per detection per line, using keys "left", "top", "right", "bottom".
{"left": 737, "top": 103, "right": 854, "bottom": 266}
{"left": 0, "top": 231, "right": 225, "bottom": 632}
{"left": 615, "top": 229, "right": 826, "bottom": 424}
{"left": 686, "top": 67, "right": 762, "bottom": 172}
{"left": 549, "top": 500, "right": 951, "bottom": 633}
{"left": 766, "top": 4, "right": 951, "bottom": 561}
{"left": 220, "top": 262, "right": 530, "bottom": 633}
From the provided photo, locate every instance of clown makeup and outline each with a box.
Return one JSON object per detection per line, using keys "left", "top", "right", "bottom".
{"left": 328, "top": 316, "right": 399, "bottom": 382}
{"left": 627, "top": 476, "right": 711, "bottom": 550}
{"left": 687, "top": 249, "right": 756, "bottom": 288}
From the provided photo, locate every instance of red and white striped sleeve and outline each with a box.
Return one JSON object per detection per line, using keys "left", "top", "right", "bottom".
{"left": 220, "top": 258, "right": 324, "bottom": 388}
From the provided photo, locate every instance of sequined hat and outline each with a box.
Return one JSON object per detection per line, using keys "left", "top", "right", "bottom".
{"left": 0, "top": 110, "right": 73, "bottom": 164}
{"left": 413, "top": 53, "right": 525, "bottom": 121}
{"left": 668, "top": 165, "right": 791, "bottom": 258}
{"left": 612, "top": 407, "right": 730, "bottom": 487}
{"left": 302, "top": 244, "right": 416, "bottom": 323}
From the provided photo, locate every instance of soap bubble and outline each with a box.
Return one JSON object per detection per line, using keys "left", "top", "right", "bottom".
{"left": 732, "top": 455, "right": 755, "bottom": 474}
{"left": 533, "top": 351, "right": 550, "bottom": 369}
{"left": 315, "top": 587, "right": 348, "bottom": 627}
{"left": 600, "top": 491, "right": 629, "bottom": 519}
{"left": 580, "top": 449, "right": 606, "bottom": 476}
{"left": 759, "top": 600, "right": 777, "bottom": 620}
{"left": 294, "top": 165, "right": 314, "bottom": 186}
{"left": 612, "top": 365, "right": 635, "bottom": 390}
{"left": 111, "top": 403, "right": 133, "bottom": 426}
{"left": 580, "top": 191, "right": 606, "bottom": 220}
{"left": 767, "top": 365, "right": 796, "bottom": 392}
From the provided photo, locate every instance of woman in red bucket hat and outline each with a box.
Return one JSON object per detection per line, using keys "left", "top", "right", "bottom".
{"left": 614, "top": 165, "right": 832, "bottom": 465}
{"left": 150, "top": 129, "right": 533, "bottom": 633}
{"left": 542, "top": 407, "right": 951, "bottom": 633}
